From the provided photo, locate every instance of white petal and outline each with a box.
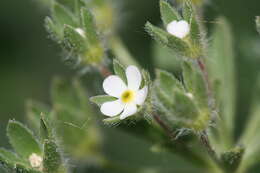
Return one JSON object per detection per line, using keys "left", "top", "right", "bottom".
{"left": 103, "top": 75, "right": 127, "bottom": 97}
{"left": 100, "top": 99, "right": 124, "bottom": 117}
{"left": 75, "top": 28, "right": 86, "bottom": 38}
{"left": 167, "top": 20, "right": 190, "bottom": 39}
{"left": 120, "top": 103, "right": 137, "bottom": 120}
{"left": 126, "top": 65, "right": 142, "bottom": 91}
{"left": 135, "top": 86, "right": 148, "bottom": 105}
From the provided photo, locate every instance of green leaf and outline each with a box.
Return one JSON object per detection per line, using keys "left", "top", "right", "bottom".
{"left": 156, "top": 69, "right": 183, "bottom": 92}
{"left": 207, "top": 17, "right": 235, "bottom": 150}
{"left": 15, "top": 164, "right": 41, "bottom": 173}
{"left": 45, "top": 17, "right": 63, "bottom": 41}
{"left": 220, "top": 147, "right": 244, "bottom": 172}
{"left": 51, "top": 78, "right": 101, "bottom": 158}
{"left": 145, "top": 22, "right": 190, "bottom": 57}
{"left": 113, "top": 59, "right": 127, "bottom": 83}
{"left": 256, "top": 16, "right": 260, "bottom": 34}
{"left": 152, "top": 42, "right": 181, "bottom": 72}
{"left": 90, "top": 95, "right": 117, "bottom": 107}
{"left": 182, "top": 0, "right": 193, "bottom": 22}
{"left": 51, "top": 78, "right": 93, "bottom": 123}
{"left": 140, "top": 69, "right": 151, "bottom": 91}
{"left": 74, "top": 0, "right": 85, "bottom": 19}
{"left": 43, "top": 140, "right": 62, "bottom": 173}
{"left": 160, "top": 0, "right": 181, "bottom": 26}
{"left": 56, "top": 0, "right": 75, "bottom": 11}
{"left": 182, "top": 0, "right": 201, "bottom": 44}
{"left": 103, "top": 116, "right": 121, "bottom": 126}
{"left": 7, "top": 120, "right": 42, "bottom": 159}
{"left": 63, "top": 25, "right": 87, "bottom": 53}
{"left": 153, "top": 69, "right": 203, "bottom": 130}
{"left": 103, "top": 128, "right": 204, "bottom": 172}
{"left": 0, "top": 148, "right": 25, "bottom": 170}
{"left": 52, "top": 2, "right": 76, "bottom": 27}
{"left": 145, "top": 22, "right": 168, "bottom": 44}
{"left": 173, "top": 90, "right": 200, "bottom": 121}
{"left": 40, "top": 114, "right": 51, "bottom": 142}
{"left": 182, "top": 61, "right": 207, "bottom": 108}
{"left": 80, "top": 8, "right": 99, "bottom": 44}
{"left": 238, "top": 77, "right": 260, "bottom": 171}
{"left": 26, "top": 100, "right": 49, "bottom": 131}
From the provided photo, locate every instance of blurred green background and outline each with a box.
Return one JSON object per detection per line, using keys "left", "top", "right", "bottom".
{"left": 0, "top": 0, "right": 260, "bottom": 156}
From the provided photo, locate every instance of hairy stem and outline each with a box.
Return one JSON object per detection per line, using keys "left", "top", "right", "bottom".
{"left": 152, "top": 114, "right": 177, "bottom": 140}
{"left": 197, "top": 58, "right": 214, "bottom": 108}
{"left": 98, "top": 65, "right": 112, "bottom": 78}
{"left": 152, "top": 113, "right": 208, "bottom": 167}
{"left": 196, "top": 59, "right": 226, "bottom": 171}
{"left": 199, "top": 131, "right": 218, "bottom": 162}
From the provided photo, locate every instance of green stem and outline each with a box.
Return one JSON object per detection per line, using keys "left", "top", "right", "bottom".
{"left": 110, "top": 37, "right": 139, "bottom": 67}
{"left": 98, "top": 64, "right": 112, "bottom": 78}
{"left": 152, "top": 113, "right": 208, "bottom": 167}
{"left": 199, "top": 132, "right": 218, "bottom": 162}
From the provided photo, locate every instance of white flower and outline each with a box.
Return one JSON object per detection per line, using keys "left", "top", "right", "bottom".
{"left": 185, "top": 92, "right": 194, "bottom": 99}
{"left": 75, "top": 28, "right": 86, "bottom": 38}
{"left": 166, "top": 20, "right": 190, "bottom": 39}
{"left": 29, "top": 153, "right": 43, "bottom": 170}
{"left": 101, "top": 65, "right": 148, "bottom": 120}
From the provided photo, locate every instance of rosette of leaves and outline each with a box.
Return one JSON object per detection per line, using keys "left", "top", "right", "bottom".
{"left": 145, "top": 0, "right": 203, "bottom": 59}
{"left": 0, "top": 118, "right": 66, "bottom": 173}
{"left": 45, "top": 0, "right": 105, "bottom": 67}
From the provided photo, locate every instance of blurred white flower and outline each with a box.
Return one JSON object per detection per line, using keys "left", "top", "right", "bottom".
{"left": 101, "top": 65, "right": 148, "bottom": 119}
{"left": 75, "top": 28, "right": 86, "bottom": 38}
{"left": 167, "top": 20, "right": 190, "bottom": 39}
{"left": 29, "top": 153, "right": 43, "bottom": 171}
{"left": 186, "top": 92, "right": 194, "bottom": 99}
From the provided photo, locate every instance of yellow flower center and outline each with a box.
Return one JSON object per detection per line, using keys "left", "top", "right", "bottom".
{"left": 121, "top": 90, "right": 135, "bottom": 103}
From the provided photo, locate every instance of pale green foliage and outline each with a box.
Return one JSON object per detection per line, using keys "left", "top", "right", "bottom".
{"left": 7, "top": 121, "right": 42, "bottom": 159}
{"left": 160, "top": 0, "right": 181, "bottom": 25}
{"left": 0, "top": 119, "right": 65, "bottom": 173}
{"left": 51, "top": 78, "right": 102, "bottom": 158}
{"left": 113, "top": 60, "right": 127, "bottom": 83}
{"left": 90, "top": 95, "right": 117, "bottom": 106}
{"left": 207, "top": 17, "right": 236, "bottom": 152}
{"left": 2, "top": 0, "right": 260, "bottom": 173}
{"left": 43, "top": 140, "right": 62, "bottom": 173}
{"left": 152, "top": 69, "right": 209, "bottom": 131}
{"left": 45, "top": 0, "right": 105, "bottom": 66}
{"left": 63, "top": 25, "right": 87, "bottom": 53}
{"left": 146, "top": 0, "right": 203, "bottom": 59}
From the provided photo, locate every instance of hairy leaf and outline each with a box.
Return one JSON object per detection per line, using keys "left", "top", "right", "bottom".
{"left": 113, "top": 59, "right": 127, "bottom": 83}
{"left": 63, "top": 25, "right": 87, "bottom": 53}
{"left": 7, "top": 120, "right": 42, "bottom": 159}
{"left": 80, "top": 8, "right": 99, "bottom": 44}
{"left": 160, "top": 0, "right": 181, "bottom": 26}
{"left": 145, "top": 22, "right": 190, "bottom": 57}
{"left": 26, "top": 100, "right": 49, "bottom": 131}
{"left": 207, "top": 17, "right": 235, "bottom": 151}
{"left": 43, "top": 140, "right": 62, "bottom": 173}
{"left": 90, "top": 95, "right": 118, "bottom": 107}
{"left": 52, "top": 2, "right": 76, "bottom": 27}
